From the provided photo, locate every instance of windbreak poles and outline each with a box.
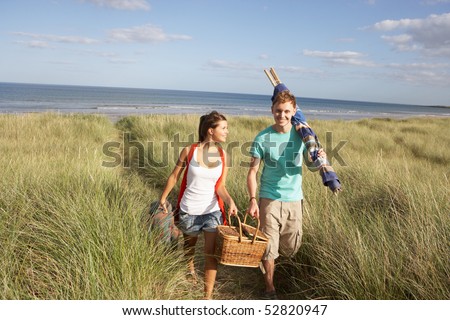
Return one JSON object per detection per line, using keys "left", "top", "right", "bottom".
{"left": 264, "top": 68, "right": 281, "bottom": 86}
{"left": 264, "top": 67, "right": 342, "bottom": 194}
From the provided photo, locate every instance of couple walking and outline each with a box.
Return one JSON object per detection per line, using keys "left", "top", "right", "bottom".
{"left": 159, "top": 85, "right": 337, "bottom": 299}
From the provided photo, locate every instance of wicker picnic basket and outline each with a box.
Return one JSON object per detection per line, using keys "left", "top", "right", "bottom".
{"left": 215, "top": 213, "right": 269, "bottom": 268}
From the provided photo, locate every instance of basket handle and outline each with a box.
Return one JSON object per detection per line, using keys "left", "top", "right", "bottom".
{"left": 227, "top": 212, "right": 261, "bottom": 245}
{"left": 227, "top": 213, "right": 244, "bottom": 243}
{"left": 242, "top": 213, "right": 261, "bottom": 245}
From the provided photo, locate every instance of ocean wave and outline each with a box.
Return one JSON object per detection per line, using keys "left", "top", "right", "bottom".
{"left": 96, "top": 104, "right": 211, "bottom": 110}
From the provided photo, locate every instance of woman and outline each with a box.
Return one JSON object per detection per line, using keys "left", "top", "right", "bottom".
{"left": 159, "top": 111, "right": 237, "bottom": 300}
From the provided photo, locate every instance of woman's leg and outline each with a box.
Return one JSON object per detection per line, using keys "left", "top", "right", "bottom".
{"left": 203, "top": 231, "right": 218, "bottom": 299}
{"left": 183, "top": 234, "right": 198, "bottom": 280}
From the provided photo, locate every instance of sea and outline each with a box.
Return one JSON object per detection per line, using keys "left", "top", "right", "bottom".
{"left": 1, "top": 82, "right": 448, "bottom": 121}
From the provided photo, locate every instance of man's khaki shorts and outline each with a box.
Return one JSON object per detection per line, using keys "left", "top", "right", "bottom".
{"left": 259, "top": 198, "right": 303, "bottom": 260}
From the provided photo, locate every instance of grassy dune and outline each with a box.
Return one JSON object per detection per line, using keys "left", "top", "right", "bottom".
{"left": 1, "top": 113, "right": 448, "bottom": 299}
{"left": 0, "top": 113, "right": 193, "bottom": 299}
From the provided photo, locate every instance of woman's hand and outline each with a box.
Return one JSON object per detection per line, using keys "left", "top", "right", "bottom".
{"left": 159, "top": 199, "right": 168, "bottom": 213}
{"left": 228, "top": 201, "right": 238, "bottom": 216}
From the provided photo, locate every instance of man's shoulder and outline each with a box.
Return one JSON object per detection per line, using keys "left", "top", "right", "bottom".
{"left": 254, "top": 125, "right": 274, "bottom": 140}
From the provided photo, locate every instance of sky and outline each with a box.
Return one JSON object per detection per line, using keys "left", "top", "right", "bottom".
{"left": 1, "top": 0, "right": 450, "bottom": 106}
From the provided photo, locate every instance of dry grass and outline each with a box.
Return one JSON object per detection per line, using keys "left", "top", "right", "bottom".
{"left": 1, "top": 113, "right": 448, "bottom": 299}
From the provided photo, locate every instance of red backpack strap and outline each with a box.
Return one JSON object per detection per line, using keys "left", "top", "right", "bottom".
{"left": 215, "top": 146, "right": 227, "bottom": 225}
{"left": 175, "top": 144, "right": 197, "bottom": 222}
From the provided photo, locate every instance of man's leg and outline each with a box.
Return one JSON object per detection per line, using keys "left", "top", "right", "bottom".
{"left": 259, "top": 198, "right": 281, "bottom": 298}
{"left": 262, "top": 259, "right": 276, "bottom": 293}
{"left": 279, "top": 200, "right": 303, "bottom": 258}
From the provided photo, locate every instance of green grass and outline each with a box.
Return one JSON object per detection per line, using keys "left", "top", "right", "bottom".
{"left": 1, "top": 113, "right": 448, "bottom": 299}
{"left": 0, "top": 113, "right": 193, "bottom": 299}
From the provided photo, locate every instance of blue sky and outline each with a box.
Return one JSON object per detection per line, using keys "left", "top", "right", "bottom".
{"left": 1, "top": 0, "right": 450, "bottom": 105}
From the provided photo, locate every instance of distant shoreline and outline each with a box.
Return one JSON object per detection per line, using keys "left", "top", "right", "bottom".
{"left": 2, "top": 83, "right": 449, "bottom": 122}
{"left": 1, "top": 110, "right": 449, "bottom": 124}
{"left": 101, "top": 110, "right": 450, "bottom": 124}
{"left": 427, "top": 105, "right": 450, "bottom": 109}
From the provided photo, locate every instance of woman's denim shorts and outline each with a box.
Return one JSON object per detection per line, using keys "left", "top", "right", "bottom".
{"left": 177, "top": 210, "right": 223, "bottom": 236}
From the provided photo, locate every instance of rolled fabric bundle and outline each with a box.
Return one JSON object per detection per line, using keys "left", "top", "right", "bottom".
{"left": 148, "top": 200, "right": 181, "bottom": 245}
{"left": 298, "top": 126, "right": 341, "bottom": 192}
{"left": 267, "top": 70, "right": 341, "bottom": 193}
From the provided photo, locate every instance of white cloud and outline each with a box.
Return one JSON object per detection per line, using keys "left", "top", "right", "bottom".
{"left": 277, "top": 65, "right": 326, "bottom": 77}
{"left": 372, "top": 18, "right": 422, "bottom": 31}
{"left": 370, "top": 13, "right": 450, "bottom": 56}
{"left": 259, "top": 54, "right": 269, "bottom": 60}
{"left": 277, "top": 66, "right": 310, "bottom": 73}
{"left": 387, "top": 62, "right": 450, "bottom": 70}
{"left": 380, "top": 34, "right": 418, "bottom": 51}
{"left": 108, "top": 24, "right": 192, "bottom": 43}
{"left": 421, "top": 0, "right": 450, "bottom": 4}
{"left": 81, "top": 0, "right": 150, "bottom": 11}
{"left": 423, "top": 47, "right": 450, "bottom": 57}
{"left": 207, "top": 60, "right": 255, "bottom": 71}
{"left": 385, "top": 62, "right": 450, "bottom": 87}
{"left": 206, "top": 60, "right": 325, "bottom": 77}
{"left": 335, "top": 38, "right": 356, "bottom": 43}
{"left": 303, "top": 50, "right": 376, "bottom": 67}
{"left": 108, "top": 58, "right": 137, "bottom": 64}
{"left": 14, "top": 40, "right": 50, "bottom": 49}
{"left": 12, "top": 32, "right": 99, "bottom": 44}
{"left": 303, "top": 50, "right": 362, "bottom": 59}
{"left": 47, "top": 60, "right": 76, "bottom": 65}
{"left": 78, "top": 49, "right": 119, "bottom": 58}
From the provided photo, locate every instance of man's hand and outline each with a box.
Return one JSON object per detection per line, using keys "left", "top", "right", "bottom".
{"left": 247, "top": 198, "right": 259, "bottom": 219}
{"left": 317, "top": 148, "right": 327, "bottom": 158}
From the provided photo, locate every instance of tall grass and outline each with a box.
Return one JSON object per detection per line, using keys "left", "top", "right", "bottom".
{"left": 117, "top": 114, "right": 449, "bottom": 300}
{"left": 0, "top": 113, "right": 193, "bottom": 299}
{"left": 291, "top": 117, "right": 449, "bottom": 299}
{"left": 1, "top": 113, "right": 448, "bottom": 299}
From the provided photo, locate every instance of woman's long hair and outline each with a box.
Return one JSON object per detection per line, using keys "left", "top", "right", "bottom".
{"left": 198, "top": 111, "right": 227, "bottom": 142}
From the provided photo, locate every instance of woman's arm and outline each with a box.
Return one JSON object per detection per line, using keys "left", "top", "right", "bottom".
{"left": 159, "top": 146, "right": 189, "bottom": 212}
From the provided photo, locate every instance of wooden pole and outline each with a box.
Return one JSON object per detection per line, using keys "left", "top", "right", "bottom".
{"left": 269, "top": 67, "right": 281, "bottom": 85}
{"left": 264, "top": 69, "right": 277, "bottom": 87}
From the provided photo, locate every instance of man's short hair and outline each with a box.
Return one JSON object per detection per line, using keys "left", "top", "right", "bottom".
{"left": 272, "top": 90, "right": 296, "bottom": 108}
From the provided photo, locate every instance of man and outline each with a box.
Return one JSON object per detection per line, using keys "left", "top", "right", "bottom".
{"left": 247, "top": 90, "right": 324, "bottom": 299}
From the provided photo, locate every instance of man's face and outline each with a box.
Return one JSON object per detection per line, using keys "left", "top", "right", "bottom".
{"left": 272, "top": 101, "right": 296, "bottom": 129}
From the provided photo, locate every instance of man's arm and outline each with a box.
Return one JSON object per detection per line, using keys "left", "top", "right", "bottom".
{"left": 216, "top": 151, "right": 238, "bottom": 216}
{"left": 247, "top": 156, "right": 261, "bottom": 218}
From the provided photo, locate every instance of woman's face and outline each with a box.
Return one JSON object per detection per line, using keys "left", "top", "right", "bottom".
{"left": 209, "top": 120, "right": 228, "bottom": 143}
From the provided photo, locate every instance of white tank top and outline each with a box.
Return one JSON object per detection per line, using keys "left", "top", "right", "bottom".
{"left": 179, "top": 147, "right": 222, "bottom": 215}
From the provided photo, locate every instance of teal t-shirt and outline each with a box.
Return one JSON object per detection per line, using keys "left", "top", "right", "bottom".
{"left": 250, "top": 125, "right": 305, "bottom": 201}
